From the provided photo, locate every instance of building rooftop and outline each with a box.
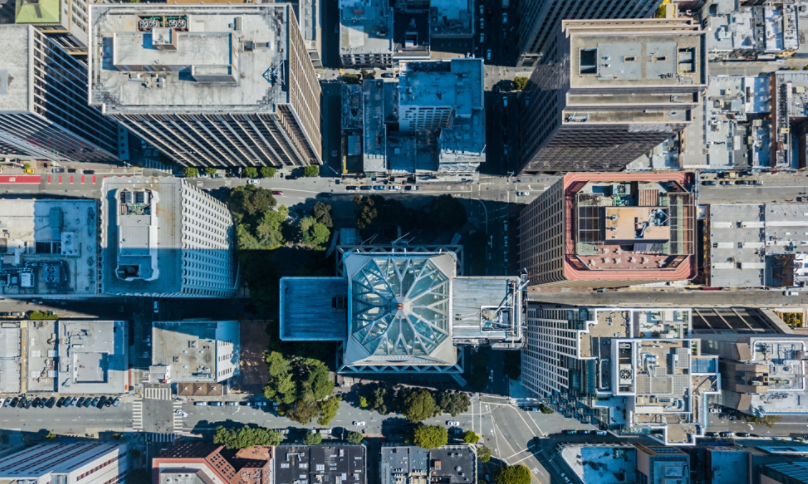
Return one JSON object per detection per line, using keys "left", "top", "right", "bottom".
{"left": 430, "top": 0, "right": 472, "bottom": 37}
{"left": 0, "top": 198, "right": 99, "bottom": 298}
{"left": 280, "top": 277, "right": 347, "bottom": 341}
{"left": 14, "top": 0, "right": 60, "bottom": 25}
{"left": 90, "top": 4, "right": 295, "bottom": 114}
{"left": 274, "top": 445, "right": 365, "bottom": 484}
{"left": 381, "top": 445, "right": 476, "bottom": 484}
{"left": 56, "top": 320, "right": 127, "bottom": 394}
{"left": 0, "top": 24, "right": 31, "bottom": 114}
{"left": 0, "top": 323, "right": 20, "bottom": 394}
{"left": 560, "top": 445, "right": 636, "bottom": 484}
{"left": 152, "top": 320, "right": 239, "bottom": 383}
{"left": 0, "top": 443, "right": 126, "bottom": 478}
{"left": 339, "top": 0, "right": 392, "bottom": 57}
{"left": 392, "top": 9, "right": 429, "bottom": 60}
{"left": 706, "top": 447, "right": 748, "bottom": 484}
{"left": 155, "top": 442, "right": 272, "bottom": 484}
{"left": 773, "top": 71, "right": 808, "bottom": 169}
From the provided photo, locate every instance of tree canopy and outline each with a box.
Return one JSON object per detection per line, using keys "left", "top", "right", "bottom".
{"left": 477, "top": 446, "right": 491, "bottom": 463}
{"left": 513, "top": 76, "right": 528, "bottom": 91}
{"left": 245, "top": 167, "right": 259, "bottom": 178}
{"left": 413, "top": 424, "right": 448, "bottom": 449}
{"left": 212, "top": 425, "right": 283, "bottom": 449}
{"left": 317, "top": 397, "right": 341, "bottom": 426}
{"left": 437, "top": 391, "right": 470, "bottom": 417}
{"left": 463, "top": 430, "right": 479, "bottom": 444}
{"left": 205, "top": 167, "right": 218, "bottom": 176}
{"left": 260, "top": 167, "right": 277, "bottom": 179}
{"left": 302, "top": 432, "right": 323, "bottom": 445}
{"left": 494, "top": 465, "right": 531, "bottom": 484}
{"left": 303, "top": 166, "right": 319, "bottom": 177}
{"left": 346, "top": 431, "right": 363, "bottom": 444}
{"left": 299, "top": 217, "right": 331, "bottom": 247}
{"left": 403, "top": 389, "right": 438, "bottom": 423}
{"left": 183, "top": 167, "right": 199, "bottom": 178}
{"left": 312, "top": 202, "right": 334, "bottom": 228}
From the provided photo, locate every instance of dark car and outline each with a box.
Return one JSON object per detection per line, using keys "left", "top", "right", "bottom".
{"left": 209, "top": 402, "right": 223, "bottom": 406}
{"left": 83, "top": 398, "right": 93, "bottom": 408}
{"left": 104, "top": 397, "right": 112, "bottom": 407}
{"left": 239, "top": 401, "right": 251, "bottom": 406}
{"left": 83, "top": 170, "right": 95, "bottom": 174}
{"left": 720, "top": 181, "right": 732, "bottom": 185}
{"left": 31, "top": 397, "right": 41, "bottom": 408}
{"left": 720, "top": 431, "right": 734, "bottom": 438}
{"left": 52, "top": 168, "right": 65, "bottom": 174}
{"left": 56, "top": 397, "right": 66, "bottom": 407}
{"left": 97, "top": 396, "right": 107, "bottom": 408}
{"left": 76, "top": 397, "right": 86, "bottom": 407}
{"left": 701, "top": 180, "right": 716, "bottom": 186}
{"left": 360, "top": 186, "right": 372, "bottom": 190}
{"left": 346, "top": 185, "right": 357, "bottom": 190}
{"left": 735, "top": 180, "right": 750, "bottom": 185}
{"left": 90, "top": 397, "right": 100, "bottom": 407}
{"left": 705, "top": 431, "right": 718, "bottom": 437}
{"left": 750, "top": 180, "right": 762, "bottom": 185}
{"left": 23, "top": 398, "right": 32, "bottom": 409}
{"left": 9, "top": 397, "right": 18, "bottom": 408}
{"left": 736, "top": 432, "right": 750, "bottom": 437}
{"left": 45, "top": 397, "right": 56, "bottom": 408}
{"left": 0, "top": 312, "right": 9, "bottom": 317}
{"left": 318, "top": 192, "right": 333, "bottom": 197}
{"left": 67, "top": 168, "right": 77, "bottom": 173}
{"left": 225, "top": 402, "right": 238, "bottom": 406}
{"left": 381, "top": 72, "right": 396, "bottom": 78}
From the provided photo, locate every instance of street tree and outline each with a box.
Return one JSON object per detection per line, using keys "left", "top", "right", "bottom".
{"left": 403, "top": 389, "right": 438, "bottom": 423}
{"left": 413, "top": 424, "right": 448, "bottom": 449}
{"left": 477, "top": 446, "right": 491, "bottom": 463}
{"left": 245, "top": 167, "right": 259, "bottom": 178}
{"left": 260, "top": 167, "right": 276, "bottom": 178}
{"left": 183, "top": 167, "right": 199, "bottom": 178}
{"left": 463, "top": 430, "right": 479, "bottom": 444}
{"left": 437, "top": 391, "right": 470, "bottom": 417}
{"left": 494, "top": 465, "right": 531, "bottom": 484}
{"left": 303, "top": 166, "right": 319, "bottom": 177}
{"left": 346, "top": 431, "right": 363, "bottom": 444}
{"left": 317, "top": 397, "right": 341, "bottom": 425}
{"left": 302, "top": 432, "right": 323, "bottom": 445}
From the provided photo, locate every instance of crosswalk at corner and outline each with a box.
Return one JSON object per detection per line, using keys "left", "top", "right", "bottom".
{"left": 132, "top": 398, "right": 143, "bottom": 431}
{"left": 146, "top": 432, "right": 176, "bottom": 443}
{"left": 173, "top": 401, "right": 184, "bottom": 432}
{"left": 144, "top": 387, "right": 172, "bottom": 400}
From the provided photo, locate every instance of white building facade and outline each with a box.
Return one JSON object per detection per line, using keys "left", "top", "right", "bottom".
{"left": 0, "top": 442, "right": 128, "bottom": 484}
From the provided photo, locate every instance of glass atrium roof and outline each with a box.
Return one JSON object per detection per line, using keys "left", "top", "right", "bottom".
{"left": 351, "top": 257, "right": 450, "bottom": 357}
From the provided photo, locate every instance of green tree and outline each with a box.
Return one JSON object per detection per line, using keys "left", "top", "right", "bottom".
{"left": 317, "top": 397, "right": 341, "bottom": 425}
{"left": 748, "top": 415, "right": 782, "bottom": 427}
{"left": 495, "top": 465, "right": 531, "bottom": 484}
{"left": 413, "top": 424, "right": 448, "bottom": 449}
{"left": 227, "top": 185, "right": 277, "bottom": 220}
{"left": 477, "top": 446, "right": 491, "bottom": 463}
{"left": 260, "top": 166, "right": 277, "bottom": 178}
{"left": 27, "top": 311, "right": 58, "bottom": 320}
{"left": 287, "top": 401, "right": 320, "bottom": 425}
{"left": 428, "top": 195, "right": 468, "bottom": 233}
{"left": 205, "top": 167, "right": 218, "bottom": 176}
{"left": 359, "top": 396, "right": 369, "bottom": 408}
{"left": 303, "top": 166, "right": 320, "bottom": 177}
{"left": 342, "top": 73, "right": 361, "bottom": 84}
{"left": 212, "top": 426, "right": 283, "bottom": 449}
{"left": 23, "top": 162, "right": 31, "bottom": 170}
{"left": 312, "top": 202, "right": 334, "bottom": 228}
{"left": 346, "top": 431, "right": 363, "bottom": 445}
{"left": 299, "top": 217, "right": 331, "bottom": 247}
{"left": 403, "top": 389, "right": 438, "bottom": 423}
{"left": 513, "top": 76, "right": 528, "bottom": 91}
{"left": 263, "top": 352, "right": 296, "bottom": 405}
{"left": 245, "top": 167, "right": 259, "bottom": 178}
{"left": 183, "top": 167, "right": 199, "bottom": 178}
{"left": 45, "top": 431, "right": 57, "bottom": 439}
{"left": 437, "top": 391, "right": 470, "bottom": 417}
{"left": 371, "top": 385, "right": 390, "bottom": 414}
{"left": 463, "top": 430, "right": 479, "bottom": 444}
{"left": 302, "top": 432, "right": 323, "bottom": 445}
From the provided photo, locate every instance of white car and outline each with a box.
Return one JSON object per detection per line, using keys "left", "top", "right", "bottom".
{"left": 175, "top": 409, "right": 189, "bottom": 417}
{"left": 353, "top": 421, "right": 366, "bottom": 426}
{"left": 446, "top": 421, "right": 460, "bottom": 427}
{"left": 517, "top": 191, "right": 530, "bottom": 197}
{"left": 247, "top": 179, "right": 260, "bottom": 186}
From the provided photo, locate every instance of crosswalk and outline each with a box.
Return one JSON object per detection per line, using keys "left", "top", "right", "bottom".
{"left": 139, "top": 158, "right": 172, "bottom": 172}
{"left": 132, "top": 398, "right": 143, "bottom": 431}
{"left": 144, "top": 387, "right": 172, "bottom": 400}
{"left": 146, "top": 432, "right": 176, "bottom": 443}
{"left": 173, "top": 401, "right": 184, "bottom": 433}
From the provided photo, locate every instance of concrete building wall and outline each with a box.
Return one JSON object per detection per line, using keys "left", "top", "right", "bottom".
{"left": 515, "top": 0, "right": 662, "bottom": 67}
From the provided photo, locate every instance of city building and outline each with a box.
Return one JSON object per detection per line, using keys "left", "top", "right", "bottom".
{"left": 343, "top": 59, "right": 485, "bottom": 178}
{"left": 23, "top": 320, "right": 129, "bottom": 394}
{"left": 89, "top": 4, "right": 322, "bottom": 169}
{"left": 153, "top": 442, "right": 272, "bottom": 484}
{"left": 0, "top": 199, "right": 99, "bottom": 299}
{"left": 380, "top": 445, "right": 476, "bottom": 484}
{"left": 430, "top": 0, "right": 473, "bottom": 39}
{"left": 760, "top": 461, "right": 808, "bottom": 484}
{"left": 0, "top": 442, "right": 128, "bottom": 484}
{"left": 275, "top": 445, "right": 365, "bottom": 484}
{"left": 0, "top": 24, "right": 120, "bottom": 162}
{"left": 706, "top": 203, "right": 808, "bottom": 288}
{"left": 771, "top": 71, "right": 808, "bottom": 169}
{"left": 280, "top": 249, "right": 525, "bottom": 373}
{"left": 705, "top": 446, "right": 749, "bottom": 484}
{"left": 339, "top": 0, "right": 393, "bottom": 68}
{"left": 521, "top": 306, "right": 719, "bottom": 445}
{"left": 515, "top": 0, "right": 663, "bottom": 67}
{"left": 705, "top": 0, "right": 799, "bottom": 61}
{"left": 701, "top": 333, "right": 808, "bottom": 416}
{"left": 518, "top": 18, "right": 707, "bottom": 174}
{"left": 151, "top": 320, "right": 239, "bottom": 385}
{"left": 0, "top": 323, "right": 21, "bottom": 394}
{"left": 558, "top": 444, "right": 638, "bottom": 484}
{"left": 635, "top": 443, "right": 690, "bottom": 484}
{"left": 518, "top": 173, "right": 697, "bottom": 289}
{"left": 14, "top": 0, "right": 89, "bottom": 55}
{"left": 100, "top": 176, "right": 238, "bottom": 298}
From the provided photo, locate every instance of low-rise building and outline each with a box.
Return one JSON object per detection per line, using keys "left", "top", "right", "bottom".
{"left": 339, "top": 0, "right": 393, "bottom": 68}
{"left": 519, "top": 173, "right": 697, "bottom": 289}
{"left": 381, "top": 445, "right": 476, "bottom": 484}
{"left": 772, "top": 71, "right": 808, "bottom": 170}
{"left": 558, "top": 444, "right": 637, "bottom": 484}
{"left": 151, "top": 320, "right": 239, "bottom": 385}
{"left": 521, "top": 306, "right": 719, "bottom": 445}
{"left": 100, "top": 177, "right": 238, "bottom": 298}
{"left": 154, "top": 442, "right": 272, "bottom": 484}
{"left": 635, "top": 443, "right": 690, "bottom": 484}
{"left": 0, "top": 442, "right": 127, "bottom": 484}
{"left": 705, "top": 0, "right": 799, "bottom": 61}
{"left": 14, "top": 0, "right": 89, "bottom": 55}
{"left": 706, "top": 203, "right": 808, "bottom": 288}
{"left": 429, "top": 0, "right": 473, "bottom": 39}
{"left": 275, "top": 445, "right": 365, "bottom": 484}
{"left": 705, "top": 446, "right": 749, "bottom": 484}
{"left": 0, "top": 199, "right": 99, "bottom": 299}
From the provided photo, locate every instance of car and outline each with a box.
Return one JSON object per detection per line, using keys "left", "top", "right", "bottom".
{"left": 253, "top": 401, "right": 268, "bottom": 407}
{"left": 52, "top": 168, "right": 65, "bottom": 173}
{"left": 750, "top": 180, "right": 762, "bottom": 185}
{"left": 360, "top": 186, "right": 372, "bottom": 190}
{"left": 374, "top": 186, "right": 385, "bottom": 190}
{"left": 56, "top": 397, "right": 66, "bottom": 408}
{"left": 104, "top": 397, "right": 112, "bottom": 407}
{"left": 720, "top": 432, "right": 734, "bottom": 438}
{"left": 318, "top": 429, "right": 330, "bottom": 435}
{"left": 70, "top": 397, "right": 78, "bottom": 407}
{"left": 736, "top": 432, "right": 750, "bottom": 437}
{"left": 225, "top": 402, "right": 238, "bottom": 406}
{"left": 317, "top": 192, "right": 333, "bottom": 197}
{"left": 480, "top": 33, "right": 484, "bottom": 43}
{"left": 271, "top": 190, "right": 284, "bottom": 196}
{"left": 352, "top": 421, "right": 366, "bottom": 426}
{"left": 75, "top": 397, "right": 85, "bottom": 407}
{"left": 10, "top": 312, "right": 23, "bottom": 318}
{"left": 0, "top": 398, "right": 5, "bottom": 408}
{"left": 503, "top": 145, "right": 509, "bottom": 155}
{"left": 709, "top": 408, "right": 721, "bottom": 413}
{"left": 9, "top": 397, "right": 18, "bottom": 408}
{"left": 503, "top": 12, "right": 508, "bottom": 23}
{"left": 32, "top": 397, "right": 41, "bottom": 408}
{"left": 211, "top": 173, "right": 223, "bottom": 179}
{"left": 517, "top": 191, "right": 530, "bottom": 196}
{"left": 480, "top": 17, "right": 484, "bottom": 29}
{"left": 37, "top": 398, "right": 46, "bottom": 408}
{"left": 503, "top": 96, "right": 508, "bottom": 107}
{"left": 83, "top": 170, "right": 95, "bottom": 174}
{"left": 446, "top": 421, "right": 460, "bottom": 427}
{"left": 390, "top": 186, "right": 402, "bottom": 190}
{"left": 595, "top": 430, "right": 607, "bottom": 436}
{"left": 701, "top": 180, "right": 716, "bottom": 186}
{"left": 346, "top": 185, "right": 358, "bottom": 190}
{"left": 153, "top": 300, "right": 159, "bottom": 313}
{"left": 239, "top": 401, "right": 251, "bottom": 406}
{"left": 276, "top": 429, "right": 290, "bottom": 435}
{"left": 175, "top": 409, "right": 189, "bottom": 417}
{"left": 96, "top": 396, "right": 107, "bottom": 408}
{"left": 209, "top": 402, "right": 223, "bottom": 406}
{"left": 705, "top": 431, "right": 718, "bottom": 437}
{"left": 24, "top": 398, "right": 32, "bottom": 409}
{"left": 486, "top": 49, "right": 492, "bottom": 61}
{"left": 720, "top": 181, "right": 732, "bottom": 185}
{"left": 90, "top": 397, "right": 100, "bottom": 407}
{"left": 381, "top": 72, "right": 396, "bottom": 78}
{"left": 785, "top": 291, "right": 800, "bottom": 296}
{"left": 247, "top": 179, "right": 260, "bottom": 186}
{"left": 735, "top": 180, "right": 750, "bottom": 185}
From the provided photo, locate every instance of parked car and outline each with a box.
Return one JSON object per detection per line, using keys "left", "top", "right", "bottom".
{"left": 209, "top": 402, "right": 223, "bottom": 406}
{"left": 113, "top": 396, "right": 121, "bottom": 407}
{"left": 720, "top": 432, "right": 734, "bottom": 438}
{"left": 705, "top": 431, "right": 718, "bottom": 437}
{"left": 735, "top": 180, "right": 750, "bottom": 185}
{"left": 32, "top": 398, "right": 41, "bottom": 408}
{"left": 381, "top": 72, "right": 396, "bottom": 78}
{"left": 52, "top": 168, "right": 65, "bottom": 173}
{"left": 736, "top": 432, "right": 750, "bottom": 437}
{"left": 239, "top": 401, "right": 251, "bottom": 406}
{"left": 709, "top": 407, "right": 721, "bottom": 413}
{"left": 225, "top": 402, "right": 238, "bottom": 406}
{"left": 271, "top": 190, "right": 283, "bottom": 195}
{"left": 9, "top": 397, "right": 18, "bottom": 408}
{"left": 90, "top": 397, "right": 100, "bottom": 407}
{"left": 97, "top": 396, "right": 107, "bottom": 408}
{"left": 374, "top": 186, "right": 385, "bottom": 190}
{"left": 785, "top": 291, "right": 800, "bottom": 296}
{"left": 83, "top": 398, "right": 93, "bottom": 408}
{"left": 56, "top": 397, "right": 66, "bottom": 407}
{"left": 76, "top": 397, "right": 86, "bottom": 407}
{"left": 486, "top": 49, "right": 492, "bottom": 61}
{"left": 24, "top": 398, "right": 32, "bottom": 409}
{"left": 194, "top": 402, "right": 207, "bottom": 406}
{"left": 405, "top": 185, "right": 419, "bottom": 191}
{"left": 360, "top": 186, "right": 372, "bottom": 190}
{"left": 104, "top": 397, "right": 112, "bottom": 407}
{"left": 353, "top": 421, "right": 366, "bottom": 426}
{"left": 701, "top": 180, "right": 716, "bottom": 186}
{"left": 317, "top": 192, "right": 333, "bottom": 197}
{"left": 83, "top": 170, "right": 95, "bottom": 174}
{"left": 516, "top": 191, "right": 530, "bottom": 196}
{"left": 720, "top": 181, "right": 732, "bottom": 185}
{"left": 10, "top": 312, "right": 23, "bottom": 317}
{"left": 750, "top": 180, "right": 762, "bottom": 185}
{"left": 446, "top": 421, "right": 460, "bottom": 427}
{"left": 70, "top": 397, "right": 78, "bottom": 407}
{"left": 503, "top": 12, "right": 508, "bottom": 24}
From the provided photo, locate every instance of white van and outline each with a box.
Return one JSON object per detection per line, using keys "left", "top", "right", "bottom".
{"left": 785, "top": 291, "right": 800, "bottom": 296}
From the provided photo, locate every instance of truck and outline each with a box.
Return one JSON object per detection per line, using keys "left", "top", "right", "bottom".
{"left": 502, "top": 0, "right": 508, "bottom": 8}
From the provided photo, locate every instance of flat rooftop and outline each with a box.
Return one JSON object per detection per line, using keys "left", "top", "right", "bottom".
{"left": 381, "top": 445, "right": 475, "bottom": 484}
{"left": 0, "top": 323, "right": 21, "bottom": 394}
{"left": 0, "top": 25, "right": 32, "bottom": 113}
{"left": 56, "top": 320, "right": 127, "bottom": 394}
{"left": 451, "top": 277, "right": 523, "bottom": 347}
{"left": 0, "top": 199, "right": 98, "bottom": 297}
{"left": 90, "top": 4, "right": 294, "bottom": 114}
{"left": 101, "top": 177, "right": 183, "bottom": 295}
{"left": 275, "top": 445, "right": 366, "bottom": 484}
{"left": 430, "top": 0, "right": 472, "bottom": 37}
{"left": 152, "top": 320, "right": 239, "bottom": 383}
{"left": 560, "top": 445, "right": 636, "bottom": 484}
{"left": 339, "top": 0, "right": 392, "bottom": 56}
{"left": 280, "top": 277, "right": 347, "bottom": 341}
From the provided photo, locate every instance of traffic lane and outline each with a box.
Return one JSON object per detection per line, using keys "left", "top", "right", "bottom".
{"left": 0, "top": 401, "right": 133, "bottom": 432}
{"left": 699, "top": 184, "right": 808, "bottom": 203}
{"left": 528, "top": 289, "right": 808, "bottom": 308}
